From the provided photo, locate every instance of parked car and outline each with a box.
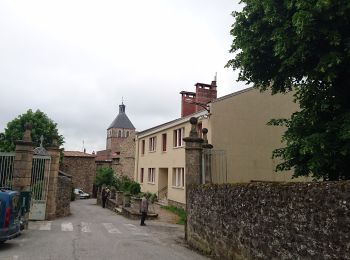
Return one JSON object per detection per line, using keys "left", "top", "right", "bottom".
{"left": 74, "top": 188, "right": 90, "bottom": 199}
{"left": 0, "top": 189, "right": 21, "bottom": 243}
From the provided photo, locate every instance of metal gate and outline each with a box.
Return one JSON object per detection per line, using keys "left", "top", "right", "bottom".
{"left": 202, "top": 149, "right": 227, "bottom": 184}
{"left": 29, "top": 141, "right": 51, "bottom": 220}
{"left": 0, "top": 152, "right": 15, "bottom": 189}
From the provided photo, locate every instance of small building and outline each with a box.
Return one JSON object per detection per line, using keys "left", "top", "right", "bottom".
{"left": 60, "top": 151, "right": 96, "bottom": 194}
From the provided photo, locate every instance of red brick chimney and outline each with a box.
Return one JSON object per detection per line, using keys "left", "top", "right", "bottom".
{"left": 180, "top": 91, "right": 196, "bottom": 117}
{"left": 180, "top": 75, "right": 217, "bottom": 117}
{"left": 194, "top": 81, "right": 217, "bottom": 112}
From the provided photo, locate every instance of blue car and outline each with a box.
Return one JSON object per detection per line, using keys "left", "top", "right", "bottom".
{"left": 0, "top": 189, "right": 21, "bottom": 243}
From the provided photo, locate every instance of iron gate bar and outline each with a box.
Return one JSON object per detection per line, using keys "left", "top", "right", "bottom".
{"left": 31, "top": 155, "right": 51, "bottom": 200}
{"left": 30, "top": 154, "right": 51, "bottom": 220}
{"left": 0, "top": 152, "right": 15, "bottom": 189}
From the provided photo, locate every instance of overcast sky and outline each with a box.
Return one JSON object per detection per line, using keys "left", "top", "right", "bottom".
{"left": 0, "top": 0, "right": 247, "bottom": 152}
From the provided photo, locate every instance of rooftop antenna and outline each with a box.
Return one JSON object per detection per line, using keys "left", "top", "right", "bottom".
{"left": 82, "top": 140, "right": 85, "bottom": 153}
{"left": 122, "top": 96, "right": 124, "bottom": 105}
{"left": 214, "top": 72, "right": 217, "bottom": 82}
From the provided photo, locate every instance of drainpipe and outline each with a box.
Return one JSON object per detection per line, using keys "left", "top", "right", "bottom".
{"left": 134, "top": 135, "right": 139, "bottom": 182}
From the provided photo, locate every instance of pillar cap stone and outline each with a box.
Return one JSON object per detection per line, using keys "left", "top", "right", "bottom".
{"left": 183, "top": 117, "right": 204, "bottom": 143}
{"left": 202, "top": 128, "right": 213, "bottom": 149}
{"left": 14, "top": 139, "right": 34, "bottom": 146}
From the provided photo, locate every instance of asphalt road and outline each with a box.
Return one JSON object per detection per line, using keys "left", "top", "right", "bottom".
{"left": 0, "top": 199, "right": 208, "bottom": 260}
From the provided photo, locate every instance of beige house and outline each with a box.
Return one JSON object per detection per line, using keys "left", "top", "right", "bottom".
{"left": 210, "top": 87, "right": 299, "bottom": 183}
{"left": 135, "top": 86, "right": 302, "bottom": 207}
{"left": 134, "top": 110, "right": 210, "bottom": 207}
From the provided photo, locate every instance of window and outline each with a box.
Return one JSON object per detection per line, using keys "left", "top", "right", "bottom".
{"left": 172, "top": 168, "right": 184, "bottom": 188}
{"left": 118, "top": 130, "right": 122, "bottom": 137}
{"left": 162, "top": 133, "right": 167, "bottom": 152}
{"left": 149, "top": 136, "right": 156, "bottom": 152}
{"left": 140, "top": 168, "right": 144, "bottom": 183}
{"left": 173, "top": 128, "right": 184, "bottom": 147}
{"left": 148, "top": 168, "right": 155, "bottom": 183}
{"left": 141, "top": 140, "right": 145, "bottom": 155}
{"left": 126, "top": 131, "right": 129, "bottom": 137}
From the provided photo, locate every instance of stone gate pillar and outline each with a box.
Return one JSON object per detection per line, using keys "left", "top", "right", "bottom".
{"left": 183, "top": 117, "right": 203, "bottom": 240}
{"left": 46, "top": 141, "right": 60, "bottom": 220}
{"left": 12, "top": 123, "right": 34, "bottom": 192}
{"left": 183, "top": 117, "right": 203, "bottom": 186}
{"left": 202, "top": 128, "right": 213, "bottom": 184}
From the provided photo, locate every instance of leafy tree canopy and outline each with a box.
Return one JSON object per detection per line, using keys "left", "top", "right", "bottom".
{"left": 95, "top": 167, "right": 117, "bottom": 187}
{"left": 0, "top": 109, "right": 64, "bottom": 152}
{"left": 227, "top": 0, "right": 350, "bottom": 180}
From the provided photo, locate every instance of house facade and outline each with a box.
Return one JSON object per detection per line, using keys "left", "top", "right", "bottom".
{"left": 134, "top": 83, "right": 303, "bottom": 208}
{"left": 134, "top": 110, "right": 210, "bottom": 207}
{"left": 209, "top": 87, "right": 302, "bottom": 183}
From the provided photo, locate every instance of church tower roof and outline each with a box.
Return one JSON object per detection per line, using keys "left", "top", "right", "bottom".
{"left": 108, "top": 103, "right": 135, "bottom": 130}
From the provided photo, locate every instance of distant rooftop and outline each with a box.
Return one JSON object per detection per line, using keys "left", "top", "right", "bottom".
{"left": 64, "top": 151, "right": 95, "bottom": 157}
{"left": 108, "top": 103, "right": 135, "bottom": 130}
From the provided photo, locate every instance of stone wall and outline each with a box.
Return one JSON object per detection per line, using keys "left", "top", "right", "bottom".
{"left": 55, "top": 173, "right": 72, "bottom": 218}
{"left": 95, "top": 133, "right": 135, "bottom": 180}
{"left": 118, "top": 133, "right": 135, "bottom": 180}
{"left": 60, "top": 156, "right": 96, "bottom": 194}
{"left": 187, "top": 181, "right": 350, "bottom": 260}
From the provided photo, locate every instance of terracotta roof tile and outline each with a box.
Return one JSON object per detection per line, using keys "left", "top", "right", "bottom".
{"left": 64, "top": 151, "right": 95, "bottom": 157}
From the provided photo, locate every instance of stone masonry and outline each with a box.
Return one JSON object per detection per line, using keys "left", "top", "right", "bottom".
{"left": 12, "top": 124, "right": 34, "bottom": 192}
{"left": 187, "top": 181, "right": 350, "bottom": 260}
{"left": 60, "top": 151, "right": 96, "bottom": 194}
{"left": 55, "top": 171, "right": 72, "bottom": 218}
{"left": 46, "top": 145, "right": 60, "bottom": 220}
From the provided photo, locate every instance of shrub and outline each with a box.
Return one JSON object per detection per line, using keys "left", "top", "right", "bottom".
{"left": 118, "top": 175, "right": 141, "bottom": 195}
{"left": 129, "top": 182, "right": 141, "bottom": 195}
{"left": 149, "top": 193, "right": 157, "bottom": 203}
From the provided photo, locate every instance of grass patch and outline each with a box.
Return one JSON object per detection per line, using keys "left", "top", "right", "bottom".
{"left": 161, "top": 205, "right": 187, "bottom": 225}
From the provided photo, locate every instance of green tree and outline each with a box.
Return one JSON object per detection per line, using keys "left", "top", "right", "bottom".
{"left": 0, "top": 109, "right": 64, "bottom": 151}
{"left": 226, "top": 0, "right": 350, "bottom": 180}
{"left": 95, "top": 167, "right": 117, "bottom": 187}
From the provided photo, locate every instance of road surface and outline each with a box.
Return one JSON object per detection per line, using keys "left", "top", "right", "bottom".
{"left": 0, "top": 199, "right": 208, "bottom": 260}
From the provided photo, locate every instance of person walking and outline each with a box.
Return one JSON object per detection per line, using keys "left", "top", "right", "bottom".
{"left": 102, "top": 187, "right": 108, "bottom": 208}
{"left": 140, "top": 194, "right": 149, "bottom": 226}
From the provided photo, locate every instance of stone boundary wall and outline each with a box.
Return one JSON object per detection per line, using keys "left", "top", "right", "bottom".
{"left": 187, "top": 181, "right": 350, "bottom": 260}
{"left": 60, "top": 156, "right": 96, "bottom": 194}
{"left": 55, "top": 174, "right": 71, "bottom": 218}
